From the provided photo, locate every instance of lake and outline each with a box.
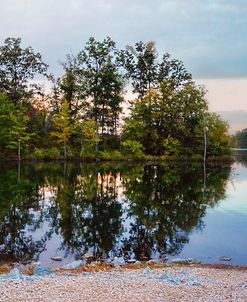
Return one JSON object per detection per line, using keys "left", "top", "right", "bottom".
{"left": 0, "top": 153, "right": 247, "bottom": 267}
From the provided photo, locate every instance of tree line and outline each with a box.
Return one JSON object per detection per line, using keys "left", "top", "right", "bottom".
{"left": 0, "top": 37, "right": 230, "bottom": 160}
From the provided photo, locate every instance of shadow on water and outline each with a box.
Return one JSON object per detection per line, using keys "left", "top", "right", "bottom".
{"left": 0, "top": 161, "right": 231, "bottom": 264}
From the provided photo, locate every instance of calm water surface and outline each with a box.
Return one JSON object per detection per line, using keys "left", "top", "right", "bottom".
{"left": 0, "top": 154, "right": 247, "bottom": 267}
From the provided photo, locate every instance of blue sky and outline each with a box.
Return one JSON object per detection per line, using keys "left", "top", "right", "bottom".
{"left": 1, "top": 0, "right": 247, "bottom": 131}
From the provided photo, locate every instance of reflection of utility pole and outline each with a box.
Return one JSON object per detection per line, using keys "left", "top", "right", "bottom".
{"left": 18, "top": 160, "right": 21, "bottom": 183}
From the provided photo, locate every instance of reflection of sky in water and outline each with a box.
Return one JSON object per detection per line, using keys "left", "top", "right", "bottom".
{"left": 179, "top": 163, "right": 247, "bottom": 265}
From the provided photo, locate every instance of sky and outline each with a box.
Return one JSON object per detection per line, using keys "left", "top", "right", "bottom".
{"left": 0, "top": 0, "right": 247, "bottom": 133}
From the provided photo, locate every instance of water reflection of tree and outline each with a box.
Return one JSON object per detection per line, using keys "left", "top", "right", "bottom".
{"left": 232, "top": 150, "right": 247, "bottom": 167}
{"left": 0, "top": 161, "right": 231, "bottom": 263}
{"left": 122, "top": 163, "right": 231, "bottom": 259}
{"left": 0, "top": 163, "right": 51, "bottom": 262}
{"left": 50, "top": 163, "right": 123, "bottom": 258}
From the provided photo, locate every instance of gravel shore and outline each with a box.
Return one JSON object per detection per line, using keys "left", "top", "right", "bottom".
{"left": 0, "top": 266, "right": 247, "bottom": 302}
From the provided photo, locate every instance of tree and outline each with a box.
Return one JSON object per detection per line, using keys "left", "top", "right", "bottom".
{"left": 120, "top": 41, "right": 158, "bottom": 98}
{"left": 233, "top": 129, "right": 247, "bottom": 148}
{"left": 74, "top": 120, "right": 99, "bottom": 157}
{"left": 123, "top": 82, "right": 208, "bottom": 155}
{"left": 0, "top": 37, "right": 48, "bottom": 106}
{"left": 195, "top": 112, "right": 230, "bottom": 156}
{"left": 120, "top": 41, "right": 192, "bottom": 98}
{"left": 51, "top": 100, "right": 73, "bottom": 158}
{"left": 0, "top": 94, "right": 31, "bottom": 160}
{"left": 77, "top": 37, "right": 124, "bottom": 150}
{"left": 59, "top": 54, "right": 87, "bottom": 117}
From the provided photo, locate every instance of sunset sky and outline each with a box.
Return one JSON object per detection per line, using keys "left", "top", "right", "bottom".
{"left": 1, "top": 0, "right": 246, "bottom": 133}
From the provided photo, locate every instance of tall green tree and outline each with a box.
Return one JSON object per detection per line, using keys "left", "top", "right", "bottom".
{"left": 0, "top": 94, "right": 31, "bottom": 159}
{"left": 120, "top": 41, "right": 192, "bottom": 98}
{"left": 123, "top": 82, "right": 207, "bottom": 155}
{"left": 195, "top": 112, "right": 230, "bottom": 156}
{"left": 76, "top": 37, "right": 124, "bottom": 150}
{"left": 74, "top": 120, "right": 99, "bottom": 157}
{"left": 120, "top": 41, "right": 158, "bottom": 98}
{"left": 51, "top": 100, "right": 73, "bottom": 158}
{"left": 0, "top": 38, "right": 48, "bottom": 106}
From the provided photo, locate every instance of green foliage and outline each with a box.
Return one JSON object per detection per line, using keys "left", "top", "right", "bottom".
{"left": 233, "top": 129, "right": 247, "bottom": 148}
{"left": 34, "top": 147, "right": 61, "bottom": 160}
{"left": 47, "top": 147, "right": 61, "bottom": 160}
{"left": 79, "top": 37, "right": 124, "bottom": 136}
{"left": 74, "top": 120, "right": 99, "bottom": 157}
{"left": 51, "top": 100, "right": 73, "bottom": 158}
{"left": 162, "top": 135, "right": 181, "bottom": 156}
{"left": 123, "top": 82, "right": 208, "bottom": 155}
{"left": 99, "top": 150, "right": 124, "bottom": 160}
{"left": 0, "top": 38, "right": 48, "bottom": 105}
{"left": 33, "top": 148, "right": 46, "bottom": 159}
{"left": 120, "top": 41, "right": 192, "bottom": 98}
{"left": 205, "top": 113, "right": 231, "bottom": 156}
{"left": 121, "top": 140, "right": 145, "bottom": 158}
{"left": 0, "top": 94, "right": 31, "bottom": 158}
{"left": 0, "top": 37, "right": 231, "bottom": 160}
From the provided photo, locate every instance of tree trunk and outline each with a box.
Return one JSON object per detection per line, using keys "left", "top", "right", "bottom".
{"left": 95, "top": 118, "right": 99, "bottom": 153}
{"left": 64, "top": 141, "right": 67, "bottom": 159}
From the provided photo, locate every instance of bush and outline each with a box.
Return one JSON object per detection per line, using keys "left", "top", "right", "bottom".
{"left": 121, "top": 140, "right": 145, "bottom": 159}
{"left": 99, "top": 150, "right": 124, "bottom": 161}
{"left": 34, "top": 148, "right": 46, "bottom": 159}
{"left": 46, "top": 147, "right": 61, "bottom": 160}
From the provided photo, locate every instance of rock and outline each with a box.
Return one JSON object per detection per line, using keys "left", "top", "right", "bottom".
{"left": 147, "top": 259, "right": 159, "bottom": 264}
{"left": 172, "top": 258, "right": 189, "bottom": 264}
{"left": 127, "top": 259, "right": 137, "bottom": 264}
{"left": 112, "top": 257, "right": 125, "bottom": 268}
{"left": 83, "top": 251, "right": 94, "bottom": 259}
{"left": 159, "top": 274, "right": 182, "bottom": 285}
{"left": 219, "top": 256, "right": 232, "bottom": 262}
{"left": 62, "top": 260, "right": 86, "bottom": 270}
{"left": 51, "top": 256, "right": 63, "bottom": 261}
{"left": 134, "top": 260, "right": 142, "bottom": 266}
{"left": 89, "top": 261, "right": 101, "bottom": 267}
{"left": 34, "top": 267, "right": 53, "bottom": 276}
{"left": 188, "top": 258, "right": 201, "bottom": 264}
{"left": 142, "top": 266, "right": 152, "bottom": 274}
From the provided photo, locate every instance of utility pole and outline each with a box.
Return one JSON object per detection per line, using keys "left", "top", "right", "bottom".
{"left": 204, "top": 120, "right": 207, "bottom": 164}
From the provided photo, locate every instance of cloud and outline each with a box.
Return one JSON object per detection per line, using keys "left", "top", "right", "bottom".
{"left": 217, "top": 110, "right": 247, "bottom": 133}
{"left": 0, "top": 0, "right": 246, "bottom": 78}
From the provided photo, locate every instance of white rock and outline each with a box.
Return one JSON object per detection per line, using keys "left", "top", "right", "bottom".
{"left": 112, "top": 257, "right": 125, "bottom": 267}
{"left": 62, "top": 260, "right": 86, "bottom": 270}
{"left": 219, "top": 256, "right": 231, "bottom": 261}
{"left": 83, "top": 251, "right": 94, "bottom": 259}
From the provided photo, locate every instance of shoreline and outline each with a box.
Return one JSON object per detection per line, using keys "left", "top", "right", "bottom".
{"left": 0, "top": 264, "right": 246, "bottom": 301}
